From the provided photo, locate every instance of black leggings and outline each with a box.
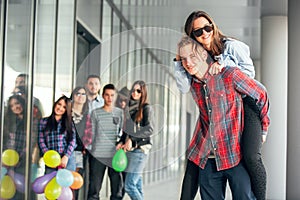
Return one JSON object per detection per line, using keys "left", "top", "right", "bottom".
{"left": 241, "top": 96, "right": 267, "bottom": 200}
{"left": 180, "top": 160, "right": 199, "bottom": 200}
{"left": 180, "top": 97, "right": 266, "bottom": 200}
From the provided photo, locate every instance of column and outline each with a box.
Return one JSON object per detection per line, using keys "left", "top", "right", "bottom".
{"left": 261, "top": 16, "right": 288, "bottom": 199}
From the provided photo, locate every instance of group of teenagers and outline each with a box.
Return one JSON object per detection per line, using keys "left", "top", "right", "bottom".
{"left": 38, "top": 77, "right": 154, "bottom": 200}
{"left": 3, "top": 9, "right": 271, "bottom": 200}
{"left": 4, "top": 73, "right": 154, "bottom": 200}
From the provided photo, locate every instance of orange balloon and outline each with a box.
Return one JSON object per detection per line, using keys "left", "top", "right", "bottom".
{"left": 70, "top": 171, "right": 83, "bottom": 190}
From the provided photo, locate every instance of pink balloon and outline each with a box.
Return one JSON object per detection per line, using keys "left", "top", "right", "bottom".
{"left": 32, "top": 171, "right": 57, "bottom": 194}
{"left": 57, "top": 187, "right": 73, "bottom": 200}
{"left": 7, "top": 170, "right": 25, "bottom": 193}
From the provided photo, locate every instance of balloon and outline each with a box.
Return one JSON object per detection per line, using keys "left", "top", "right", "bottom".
{"left": 32, "top": 171, "right": 57, "bottom": 194}
{"left": 1, "top": 149, "right": 19, "bottom": 167}
{"left": 70, "top": 171, "right": 83, "bottom": 189}
{"left": 0, "top": 167, "right": 7, "bottom": 181}
{"left": 112, "top": 149, "right": 128, "bottom": 172}
{"left": 0, "top": 175, "right": 16, "bottom": 199}
{"left": 7, "top": 170, "right": 25, "bottom": 193}
{"left": 57, "top": 187, "right": 72, "bottom": 200}
{"left": 56, "top": 169, "right": 74, "bottom": 187}
{"left": 44, "top": 177, "right": 62, "bottom": 200}
{"left": 43, "top": 150, "right": 61, "bottom": 168}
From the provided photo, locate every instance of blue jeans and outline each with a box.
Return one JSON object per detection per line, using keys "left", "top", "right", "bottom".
{"left": 125, "top": 149, "right": 148, "bottom": 200}
{"left": 66, "top": 151, "right": 76, "bottom": 171}
{"left": 200, "top": 159, "right": 256, "bottom": 200}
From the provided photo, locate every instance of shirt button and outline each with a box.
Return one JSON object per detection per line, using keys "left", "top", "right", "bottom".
{"left": 214, "top": 148, "right": 217, "bottom": 151}
{"left": 209, "top": 110, "right": 211, "bottom": 112}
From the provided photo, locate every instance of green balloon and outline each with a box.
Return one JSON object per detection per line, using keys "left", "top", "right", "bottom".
{"left": 112, "top": 149, "right": 128, "bottom": 172}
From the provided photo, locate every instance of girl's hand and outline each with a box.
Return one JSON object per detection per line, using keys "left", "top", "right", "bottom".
{"left": 262, "top": 135, "right": 267, "bottom": 144}
{"left": 209, "top": 62, "right": 223, "bottom": 75}
{"left": 123, "top": 138, "right": 132, "bottom": 152}
{"left": 60, "top": 155, "right": 69, "bottom": 168}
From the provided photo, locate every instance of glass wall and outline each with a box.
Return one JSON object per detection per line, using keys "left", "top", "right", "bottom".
{"left": 0, "top": 0, "right": 194, "bottom": 198}
{"left": 99, "top": 0, "right": 186, "bottom": 186}
{"left": 0, "top": 0, "right": 76, "bottom": 198}
{"left": 1, "top": 1, "right": 34, "bottom": 199}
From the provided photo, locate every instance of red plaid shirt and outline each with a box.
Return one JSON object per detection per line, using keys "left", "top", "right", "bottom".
{"left": 188, "top": 66, "right": 270, "bottom": 171}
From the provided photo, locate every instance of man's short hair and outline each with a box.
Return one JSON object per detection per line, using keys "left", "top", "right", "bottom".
{"left": 102, "top": 84, "right": 116, "bottom": 95}
{"left": 17, "top": 73, "right": 29, "bottom": 80}
{"left": 86, "top": 74, "right": 101, "bottom": 83}
{"left": 177, "top": 35, "right": 213, "bottom": 64}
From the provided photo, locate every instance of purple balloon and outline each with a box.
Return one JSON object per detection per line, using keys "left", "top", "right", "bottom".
{"left": 57, "top": 187, "right": 73, "bottom": 200}
{"left": 8, "top": 170, "right": 25, "bottom": 193}
{"left": 32, "top": 171, "right": 57, "bottom": 194}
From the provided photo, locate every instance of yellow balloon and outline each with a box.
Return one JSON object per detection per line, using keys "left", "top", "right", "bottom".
{"left": 0, "top": 175, "right": 16, "bottom": 199}
{"left": 43, "top": 150, "right": 61, "bottom": 168}
{"left": 1, "top": 149, "right": 19, "bottom": 166}
{"left": 44, "top": 177, "right": 62, "bottom": 200}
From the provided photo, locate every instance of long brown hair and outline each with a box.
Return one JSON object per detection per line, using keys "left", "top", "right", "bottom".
{"left": 130, "top": 80, "right": 148, "bottom": 122}
{"left": 45, "top": 95, "right": 73, "bottom": 142}
{"left": 5, "top": 95, "right": 26, "bottom": 133}
{"left": 184, "top": 10, "right": 227, "bottom": 56}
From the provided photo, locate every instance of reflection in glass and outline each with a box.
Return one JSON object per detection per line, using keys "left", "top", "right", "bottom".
{"left": 3, "top": 0, "right": 33, "bottom": 199}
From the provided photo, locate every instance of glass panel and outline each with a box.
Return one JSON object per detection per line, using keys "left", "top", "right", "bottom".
{"left": 2, "top": 0, "right": 33, "bottom": 199}
{"left": 102, "top": 0, "right": 112, "bottom": 41}
{"left": 35, "top": 0, "right": 56, "bottom": 116}
{"left": 77, "top": 0, "right": 101, "bottom": 38}
{"left": 119, "top": 24, "right": 128, "bottom": 85}
{"left": 101, "top": 0, "right": 112, "bottom": 84}
{"left": 110, "top": 12, "right": 121, "bottom": 83}
{"left": 33, "top": 1, "right": 57, "bottom": 198}
{"left": 55, "top": 0, "right": 75, "bottom": 99}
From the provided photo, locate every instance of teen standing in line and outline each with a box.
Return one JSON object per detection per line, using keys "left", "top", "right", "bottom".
{"left": 38, "top": 95, "right": 76, "bottom": 173}
{"left": 118, "top": 80, "right": 154, "bottom": 200}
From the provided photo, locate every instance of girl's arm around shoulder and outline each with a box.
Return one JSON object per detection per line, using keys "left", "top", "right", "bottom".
{"left": 215, "top": 38, "right": 255, "bottom": 78}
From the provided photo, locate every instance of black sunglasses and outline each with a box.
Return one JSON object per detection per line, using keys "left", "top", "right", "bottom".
{"left": 193, "top": 24, "right": 213, "bottom": 37}
{"left": 132, "top": 89, "right": 141, "bottom": 94}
